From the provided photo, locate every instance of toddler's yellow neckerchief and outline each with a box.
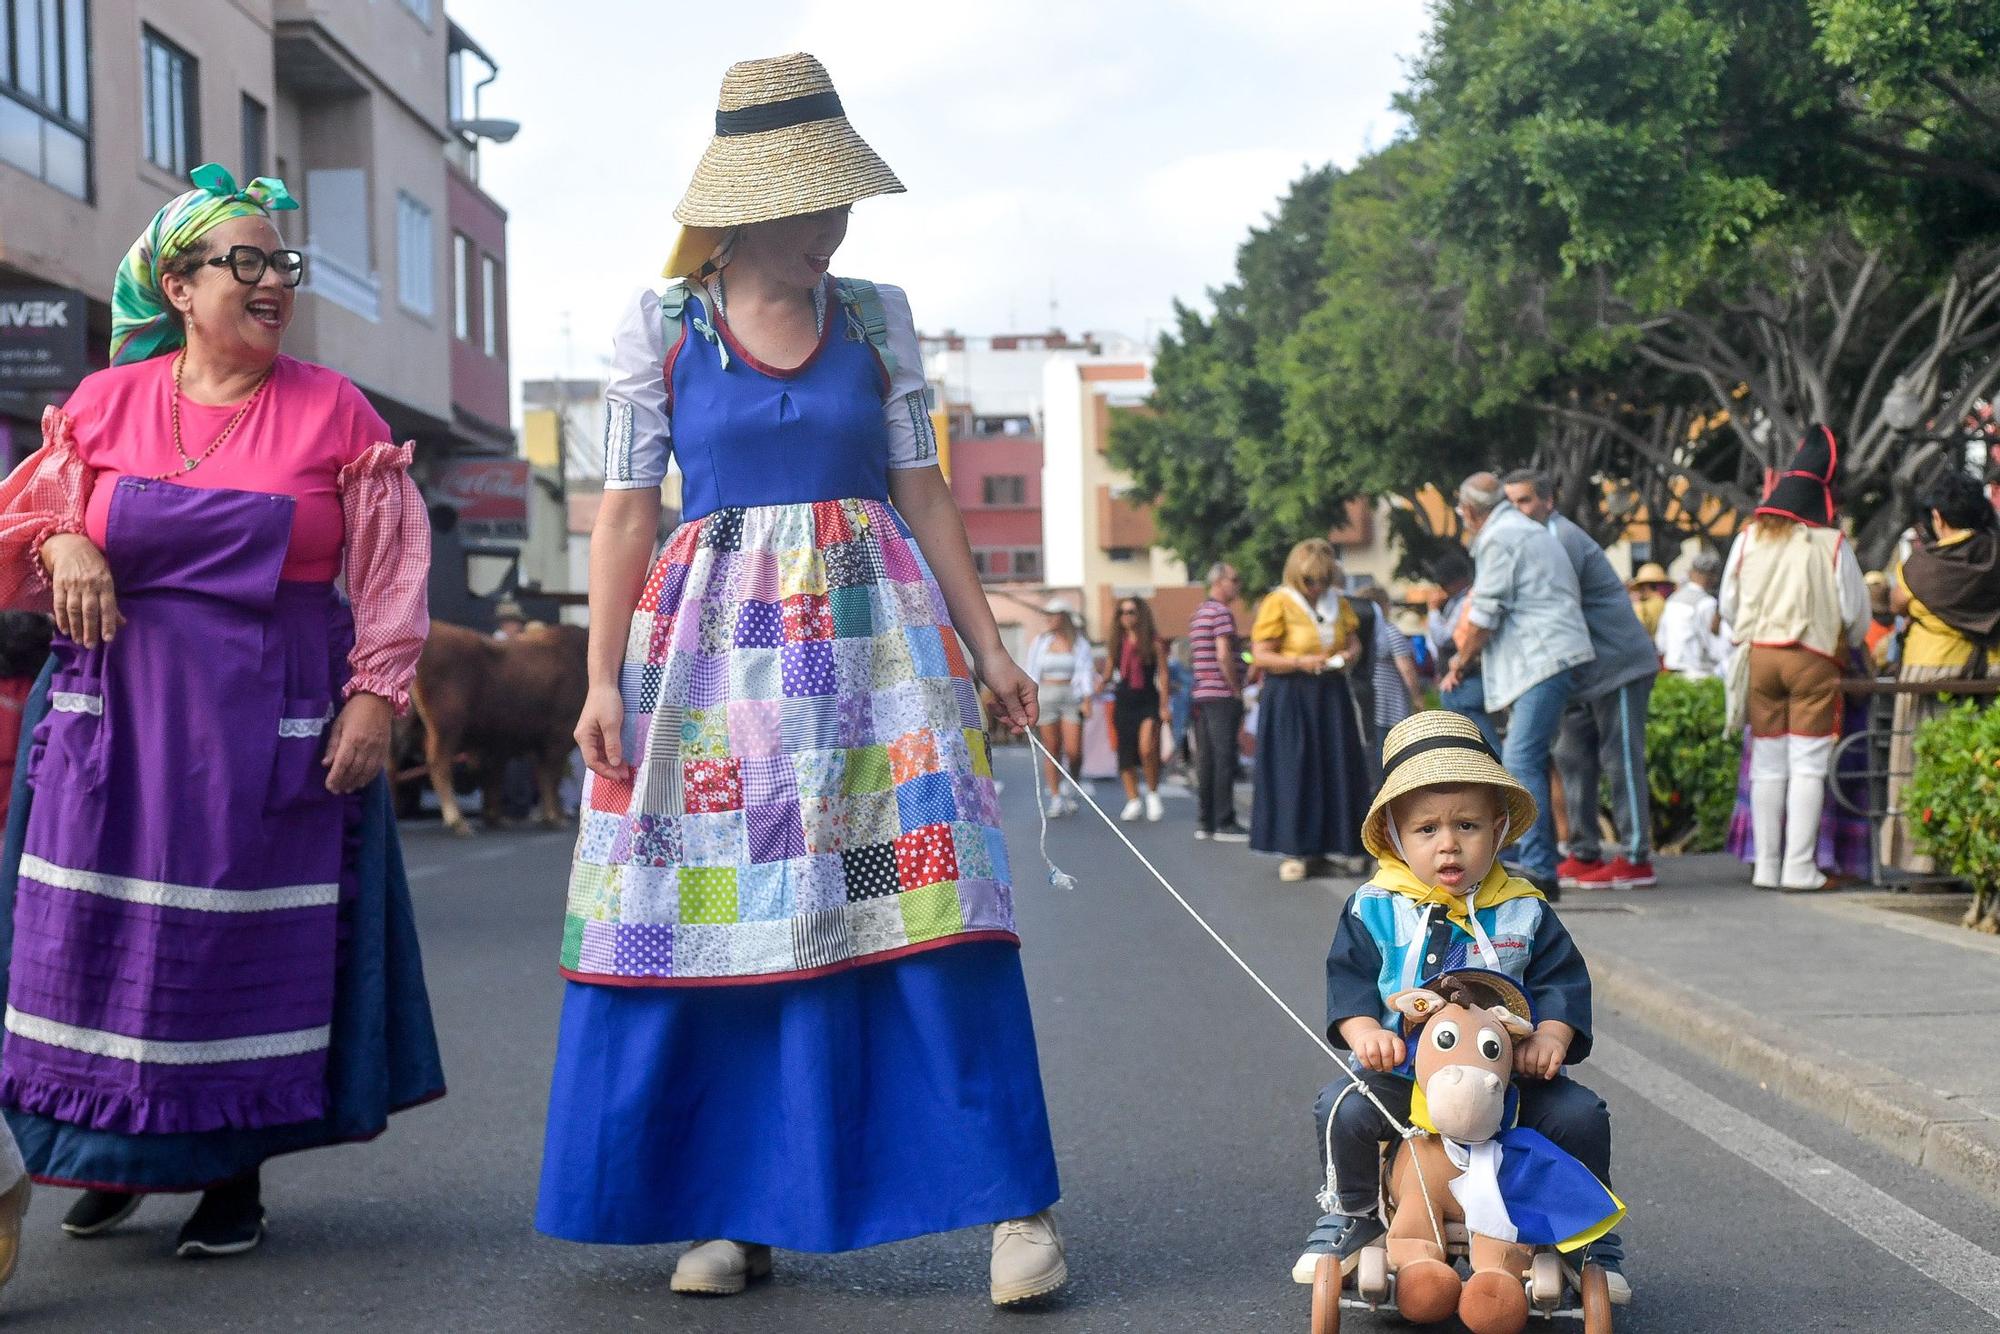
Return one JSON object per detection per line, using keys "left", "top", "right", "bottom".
{"left": 1369, "top": 853, "right": 1544, "bottom": 937}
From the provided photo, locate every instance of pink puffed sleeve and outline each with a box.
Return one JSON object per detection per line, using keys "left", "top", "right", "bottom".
{"left": 0, "top": 407, "right": 95, "bottom": 613}
{"left": 338, "top": 440, "right": 430, "bottom": 715}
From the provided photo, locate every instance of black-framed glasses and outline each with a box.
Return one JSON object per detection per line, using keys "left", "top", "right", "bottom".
{"left": 203, "top": 245, "right": 306, "bottom": 288}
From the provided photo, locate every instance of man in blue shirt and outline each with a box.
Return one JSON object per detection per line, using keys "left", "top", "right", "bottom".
{"left": 1441, "top": 473, "right": 1596, "bottom": 894}
{"left": 1503, "top": 471, "right": 1660, "bottom": 890}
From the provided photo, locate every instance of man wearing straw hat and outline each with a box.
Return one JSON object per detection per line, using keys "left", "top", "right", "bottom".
{"left": 1295, "top": 711, "right": 1627, "bottom": 1303}
{"left": 533, "top": 54, "right": 1066, "bottom": 1307}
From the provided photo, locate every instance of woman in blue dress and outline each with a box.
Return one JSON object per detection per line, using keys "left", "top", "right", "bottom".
{"left": 534, "top": 54, "right": 1066, "bottom": 1307}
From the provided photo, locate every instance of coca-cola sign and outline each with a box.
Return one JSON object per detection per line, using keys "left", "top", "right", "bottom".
{"left": 435, "top": 457, "right": 529, "bottom": 542}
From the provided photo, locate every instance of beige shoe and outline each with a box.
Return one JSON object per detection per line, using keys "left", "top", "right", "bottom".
{"left": 0, "top": 1175, "right": 27, "bottom": 1289}
{"left": 670, "top": 1239, "right": 772, "bottom": 1295}
{"left": 1279, "top": 858, "right": 1308, "bottom": 882}
{"left": 991, "top": 1210, "right": 1067, "bottom": 1306}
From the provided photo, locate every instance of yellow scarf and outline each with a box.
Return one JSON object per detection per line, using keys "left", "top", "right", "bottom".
{"left": 1369, "top": 853, "right": 1544, "bottom": 936}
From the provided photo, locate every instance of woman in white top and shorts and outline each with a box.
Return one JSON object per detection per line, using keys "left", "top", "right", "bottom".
{"left": 1023, "top": 602, "right": 1093, "bottom": 816}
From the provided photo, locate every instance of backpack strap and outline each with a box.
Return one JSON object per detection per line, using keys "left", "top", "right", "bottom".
{"left": 656, "top": 278, "right": 694, "bottom": 414}
{"left": 661, "top": 276, "right": 733, "bottom": 372}
{"left": 833, "top": 276, "right": 898, "bottom": 389}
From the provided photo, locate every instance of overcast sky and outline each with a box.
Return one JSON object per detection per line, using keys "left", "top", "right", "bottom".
{"left": 459, "top": 1, "right": 1433, "bottom": 407}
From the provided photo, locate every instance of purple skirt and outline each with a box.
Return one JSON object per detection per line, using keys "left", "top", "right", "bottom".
{"left": 0, "top": 480, "right": 443, "bottom": 1187}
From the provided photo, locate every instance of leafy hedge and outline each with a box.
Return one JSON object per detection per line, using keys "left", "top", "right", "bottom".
{"left": 1905, "top": 700, "right": 2000, "bottom": 930}
{"left": 1644, "top": 675, "right": 1741, "bottom": 854}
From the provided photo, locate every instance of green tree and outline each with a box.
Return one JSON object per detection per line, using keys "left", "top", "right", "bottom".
{"left": 1109, "top": 165, "right": 1338, "bottom": 586}
{"left": 1405, "top": 0, "right": 2000, "bottom": 557}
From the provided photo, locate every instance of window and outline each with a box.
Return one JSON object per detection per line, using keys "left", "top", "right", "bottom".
{"left": 141, "top": 27, "right": 196, "bottom": 177}
{"left": 398, "top": 0, "right": 434, "bottom": 24}
{"left": 0, "top": 0, "right": 91, "bottom": 199}
{"left": 981, "top": 475, "right": 1027, "bottom": 506}
{"left": 302, "top": 167, "right": 378, "bottom": 319}
{"left": 1012, "top": 549, "right": 1041, "bottom": 580}
{"left": 480, "top": 253, "right": 499, "bottom": 357}
{"left": 1106, "top": 547, "right": 1142, "bottom": 563}
{"left": 396, "top": 191, "right": 434, "bottom": 317}
{"left": 452, "top": 232, "right": 470, "bottom": 341}
{"left": 240, "top": 93, "right": 266, "bottom": 177}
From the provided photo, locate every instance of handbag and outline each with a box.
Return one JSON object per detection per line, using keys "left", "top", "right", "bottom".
{"left": 1723, "top": 642, "right": 1751, "bottom": 734}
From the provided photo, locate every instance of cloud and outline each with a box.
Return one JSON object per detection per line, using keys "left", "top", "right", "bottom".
{"left": 463, "top": 0, "right": 1432, "bottom": 414}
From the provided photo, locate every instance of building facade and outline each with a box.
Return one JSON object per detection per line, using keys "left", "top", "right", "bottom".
{"left": 1040, "top": 355, "right": 1207, "bottom": 643}
{"left": 0, "top": 0, "right": 515, "bottom": 615}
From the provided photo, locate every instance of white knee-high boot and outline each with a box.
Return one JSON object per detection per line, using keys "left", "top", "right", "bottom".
{"left": 1750, "top": 735, "right": 1790, "bottom": 889}
{"left": 1782, "top": 734, "right": 1833, "bottom": 890}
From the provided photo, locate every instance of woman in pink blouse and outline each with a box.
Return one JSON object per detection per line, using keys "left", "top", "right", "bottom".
{"left": 0, "top": 164, "right": 444, "bottom": 1259}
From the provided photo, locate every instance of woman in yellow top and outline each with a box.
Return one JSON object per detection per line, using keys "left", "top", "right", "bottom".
{"left": 1627, "top": 563, "right": 1671, "bottom": 638}
{"left": 1248, "top": 539, "right": 1367, "bottom": 881}
{"left": 1882, "top": 469, "right": 2000, "bottom": 871}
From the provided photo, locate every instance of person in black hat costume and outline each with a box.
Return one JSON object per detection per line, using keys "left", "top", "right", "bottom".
{"left": 1718, "top": 426, "right": 1869, "bottom": 890}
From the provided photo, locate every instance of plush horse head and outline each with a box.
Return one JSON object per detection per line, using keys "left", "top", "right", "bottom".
{"left": 1388, "top": 976, "right": 1534, "bottom": 1143}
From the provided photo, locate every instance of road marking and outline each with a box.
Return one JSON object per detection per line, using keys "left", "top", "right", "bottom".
{"left": 405, "top": 834, "right": 565, "bottom": 882}
{"left": 1595, "top": 1035, "right": 2000, "bottom": 1320}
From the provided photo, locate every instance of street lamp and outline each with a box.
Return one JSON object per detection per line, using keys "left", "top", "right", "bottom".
{"left": 450, "top": 118, "right": 520, "bottom": 143}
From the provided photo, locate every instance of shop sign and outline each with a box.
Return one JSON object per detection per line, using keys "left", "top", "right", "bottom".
{"left": 0, "top": 286, "right": 87, "bottom": 390}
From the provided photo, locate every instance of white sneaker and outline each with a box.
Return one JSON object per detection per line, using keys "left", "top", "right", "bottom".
{"left": 1043, "top": 795, "right": 1065, "bottom": 819}
{"left": 1059, "top": 795, "right": 1079, "bottom": 816}
{"left": 991, "top": 1210, "right": 1067, "bottom": 1306}
{"left": 671, "top": 1239, "right": 772, "bottom": 1295}
{"left": 1144, "top": 789, "right": 1164, "bottom": 822}
{"left": 1119, "top": 797, "right": 1143, "bottom": 821}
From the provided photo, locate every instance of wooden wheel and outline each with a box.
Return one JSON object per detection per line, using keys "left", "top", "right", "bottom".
{"left": 1580, "top": 1263, "right": 1613, "bottom": 1334}
{"left": 1310, "top": 1254, "right": 1342, "bottom": 1334}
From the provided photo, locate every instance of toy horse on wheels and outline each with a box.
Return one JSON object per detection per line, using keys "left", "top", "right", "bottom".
{"left": 1309, "top": 974, "right": 1623, "bottom": 1334}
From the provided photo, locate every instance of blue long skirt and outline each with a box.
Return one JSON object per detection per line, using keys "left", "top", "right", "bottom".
{"left": 1251, "top": 670, "right": 1367, "bottom": 859}
{"left": 0, "top": 660, "right": 446, "bottom": 1192}
{"left": 535, "top": 939, "right": 1061, "bottom": 1252}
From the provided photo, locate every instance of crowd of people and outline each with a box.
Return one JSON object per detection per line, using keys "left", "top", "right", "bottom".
{"left": 0, "top": 41, "right": 1987, "bottom": 1321}
{"left": 1032, "top": 426, "right": 1999, "bottom": 897}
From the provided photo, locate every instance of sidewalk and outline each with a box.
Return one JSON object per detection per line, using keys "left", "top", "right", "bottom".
{"left": 1561, "top": 852, "right": 2000, "bottom": 1208}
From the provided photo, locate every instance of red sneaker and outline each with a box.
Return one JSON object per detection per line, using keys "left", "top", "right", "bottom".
{"left": 1556, "top": 856, "right": 1601, "bottom": 890}
{"left": 1568, "top": 860, "right": 1624, "bottom": 890}
{"left": 1606, "top": 858, "right": 1658, "bottom": 888}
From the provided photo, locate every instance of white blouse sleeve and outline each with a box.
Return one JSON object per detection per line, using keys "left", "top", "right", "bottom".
{"left": 601, "top": 287, "right": 673, "bottom": 491}
{"left": 874, "top": 283, "right": 939, "bottom": 470}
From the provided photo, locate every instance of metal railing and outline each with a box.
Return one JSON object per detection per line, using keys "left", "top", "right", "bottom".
{"left": 1829, "top": 675, "right": 1997, "bottom": 888}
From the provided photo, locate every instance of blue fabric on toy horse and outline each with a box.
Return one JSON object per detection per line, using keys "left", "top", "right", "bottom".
{"left": 1399, "top": 968, "right": 1624, "bottom": 1253}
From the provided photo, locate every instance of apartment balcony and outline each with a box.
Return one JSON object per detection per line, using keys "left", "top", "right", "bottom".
{"left": 300, "top": 241, "right": 379, "bottom": 321}
{"left": 1096, "top": 485, "right": 1158, "bottom": 551}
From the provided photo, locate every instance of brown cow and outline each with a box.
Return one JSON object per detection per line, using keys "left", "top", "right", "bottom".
{"left": 409, "top": 621, "right": 588, "bottom": 836}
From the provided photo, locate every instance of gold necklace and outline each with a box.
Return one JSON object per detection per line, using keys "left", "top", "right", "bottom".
{"left": 158, "top": 352, "right": 271, "bottom": 480}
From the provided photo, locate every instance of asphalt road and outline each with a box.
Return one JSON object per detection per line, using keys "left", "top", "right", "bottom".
{"left": 1, "top": 752, "right": 1996, "bottom": 1332}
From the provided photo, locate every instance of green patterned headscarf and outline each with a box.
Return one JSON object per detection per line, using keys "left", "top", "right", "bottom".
{"left": 110, "top": 162, "right": 299, "bottom": 366}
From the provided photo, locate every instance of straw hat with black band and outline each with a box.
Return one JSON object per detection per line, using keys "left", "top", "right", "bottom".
{"left": 662, "top": 53, "right": 905, "bottom": 282}
{"left": 1361, "top": 711, "right": 1538, "bottom": 861}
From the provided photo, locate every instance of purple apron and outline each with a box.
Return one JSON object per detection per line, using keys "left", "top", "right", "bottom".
{"left": 0, "top": 478, "right": 350, "bottom": 1135}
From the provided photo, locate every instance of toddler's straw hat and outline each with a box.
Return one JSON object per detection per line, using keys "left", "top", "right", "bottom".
{"left": 663, "top": 53, "right": 904, "bottom": 280}
{"left": 1361, "top": 711, "right": 1537, "bottom": 860}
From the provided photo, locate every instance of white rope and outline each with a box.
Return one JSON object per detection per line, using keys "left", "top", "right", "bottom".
{"left": 1021, "top": 732, "right": 1420, "bottom": 1145}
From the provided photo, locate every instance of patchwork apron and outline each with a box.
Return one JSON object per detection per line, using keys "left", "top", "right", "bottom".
{"left": 0, "top": 478, "right": 350, "bottom": 1135}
